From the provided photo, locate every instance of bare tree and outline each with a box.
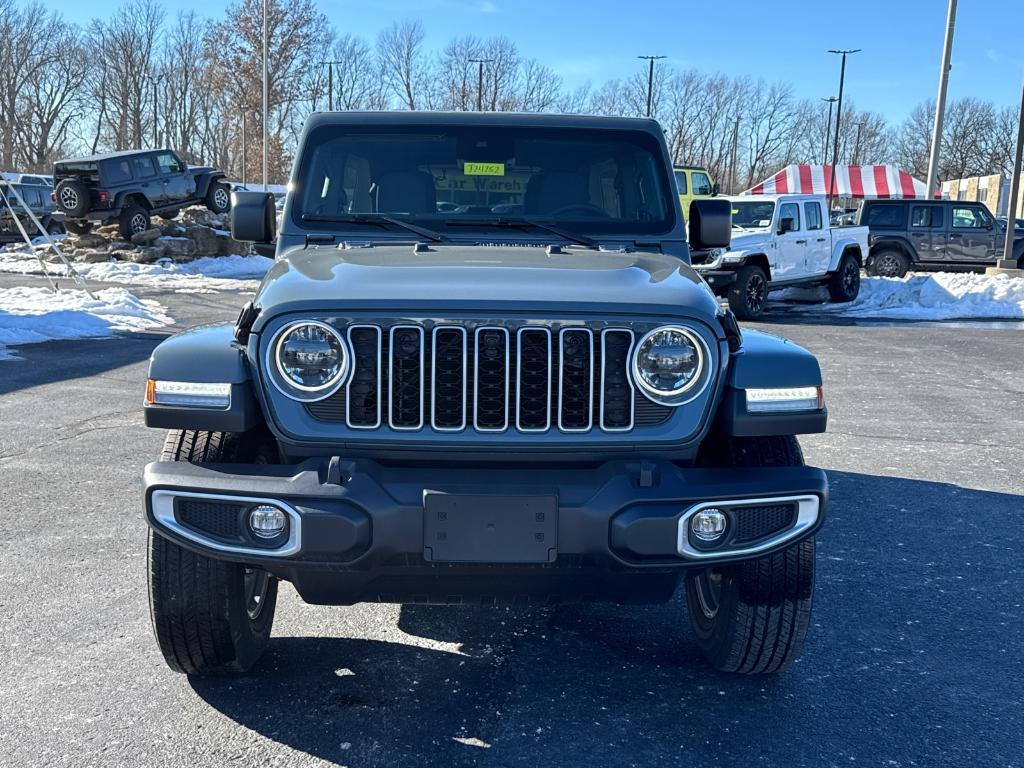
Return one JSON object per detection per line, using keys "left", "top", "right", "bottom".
{"left": 376, "top": 19, "right": 430, "bottom": 110}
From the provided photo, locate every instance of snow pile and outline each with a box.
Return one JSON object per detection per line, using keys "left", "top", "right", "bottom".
{"left": 781, "top": 272, "right": 1024, "bottom": 321}
{"left": 0, "top": 249, "right": 273, "bottom": 293}
{"left": 0, "top": 286, "right": 171, "bottom": 360}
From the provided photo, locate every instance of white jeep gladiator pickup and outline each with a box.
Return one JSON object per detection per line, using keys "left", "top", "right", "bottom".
{"left": 694, "top": 194, "right": 868, "bottom": 319}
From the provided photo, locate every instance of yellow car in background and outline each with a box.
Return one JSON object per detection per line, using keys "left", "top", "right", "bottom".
{"left": 673, "top": 165, "right": 717, "bottom": 220}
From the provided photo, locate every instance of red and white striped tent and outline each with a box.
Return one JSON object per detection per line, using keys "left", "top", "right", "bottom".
{"left": 743, "top": 164, "right": 935, "bottom": 199}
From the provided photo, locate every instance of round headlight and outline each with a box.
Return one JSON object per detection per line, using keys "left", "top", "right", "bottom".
{"left": 271, "top": 321, "right": 348, "bottom": 399}
{"left": 632, "top": 325, "right": 706, "bottom": 405}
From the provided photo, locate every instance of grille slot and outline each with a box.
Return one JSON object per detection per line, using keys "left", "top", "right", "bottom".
{"left": 474, "top": 327, "right": 510, "bottom": 431}
{"left": 732, "top": 503, "right": 798, "bottom": 543}
{"left": 389, "top": 325, "right": 424, "bottom": 430}
{"left": 346, "top": 325, "right": 381, "bottom": 428}
{"left": 516, "top": 328, "right": 552, "bottom": 431}
{"left": 431, "top": 327, "right": 467, "bottom": 431}
{"left": 303, "top": 321, "right": 678, "bottom": 433}
{"left": 558, "top": 328, "right": 593, "bottom": 432}
{"left": 600, "top": 329, "right": 634, "bottom": 431}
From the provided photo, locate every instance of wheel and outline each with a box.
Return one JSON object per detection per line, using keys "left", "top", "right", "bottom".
{"left": 827, "top": 252, "right": 861, "bottom": 303}
{"left": 148, "top": 430, "right": 278, "bottom": 675}
{"left": 686, "top": 435, "right": 816, "bottom": 674}
{"left": 867, "top": 249, "right": 908, "bottom": 278}
{"left": 205, "top": 181, "right": 231, "bottom": 214}
{"left": 63, "top": 219, "right": 92, "bottom": 235}
{"left": 727, "top": 264, "right": 769, "bottom": 320}
{"left": 118, "top": 203, "right": 151, "bottom": 238}
{"left": 46, "top": 220, "right": 65, "bottom": 235}
{"left": 54, "top": 179, "right": 90, "bottom": 216}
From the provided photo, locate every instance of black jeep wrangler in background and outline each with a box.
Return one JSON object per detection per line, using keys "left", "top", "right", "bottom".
{"left": 858, "top": 198, "right": 1024, "bottom": 277}
{"left": 53, "top": 149, "right": 231, "bottom": 238}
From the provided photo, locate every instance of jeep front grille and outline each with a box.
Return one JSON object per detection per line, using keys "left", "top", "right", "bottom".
{"left": 305, "top": 321, "right": 673, "bottom": 434}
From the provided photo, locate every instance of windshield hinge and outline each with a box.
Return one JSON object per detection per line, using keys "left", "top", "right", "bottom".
{"left": 632, "top": 241, "right": 662, "bottom": 252}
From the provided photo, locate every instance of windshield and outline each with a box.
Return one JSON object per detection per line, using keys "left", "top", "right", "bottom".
{"left": 292, "top": 125, "right": 675, "bottom": 237}
{"left": 730, "top": 200, "right": 776, "bottom": 228}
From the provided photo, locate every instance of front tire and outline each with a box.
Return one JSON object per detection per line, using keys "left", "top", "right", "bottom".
{"left": 727, "top": 264, "right": 769, "bottom": 320}
{"left": 685, "top": 435, "right": 816, "bottom": 674}
{"left": 148, "top": 430, "right": 278, "bottom": 675}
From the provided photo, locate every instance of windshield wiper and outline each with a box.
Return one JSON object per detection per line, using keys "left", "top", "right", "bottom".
{"left": 443, "top": 218, "right": 598, "bottom": 249}
{"left": 302, "top": 213, "right": 447, "bottom": 243}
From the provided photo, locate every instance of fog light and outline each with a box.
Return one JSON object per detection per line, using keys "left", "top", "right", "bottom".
{"left": 691, "top": 508, "right": 727, "bottom": 541}
{"left": 249, "top": 505, "right": 286, "bottom": 539}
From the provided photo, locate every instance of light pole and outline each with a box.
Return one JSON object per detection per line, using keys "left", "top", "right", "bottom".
{"left": 468, "top": 58, "right": 493, "bottom": 111}
{"left": 827, "top": 49, "right": 860, "bottom": 209}
{"left": 149, "top": 73, "right": 163, "bottom": 149}
{"left": 261, "top": 0, "right": 269, "bottom": 191}
{"left": 852, "top": 121, "right": 866, "bottom": 165}
{"left": 324, "top": 60, "right": 345, "bottom": 111}
{"left": 241, "top": 110, "right": 247, "bottom": 187}
{"left": 637, "top": 55, "right": 666, "bottom": 118}
{"left": 926, "top": 0, "right": 958, "bottom": 197}
{"left": 993, "top": 79, "right": 1024, "bottom": 273}
{"left": 821, "top": 96, "right": 838, "bottom": 165}
{"left": 729, "top": 115, "right": 741, "bottom": 193}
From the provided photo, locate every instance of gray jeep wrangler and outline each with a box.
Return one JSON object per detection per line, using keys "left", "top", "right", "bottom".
{"left": 142, "top": 112, "right": 829, "bottom": 676}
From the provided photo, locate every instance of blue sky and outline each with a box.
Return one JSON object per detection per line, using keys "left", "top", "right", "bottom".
{"left": 56, "top": 0, "right": 1024, "bottom": 122}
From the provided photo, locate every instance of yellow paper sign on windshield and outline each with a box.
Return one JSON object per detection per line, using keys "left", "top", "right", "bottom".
{"left": 464, "top": 162, "right": 505, "bottom": 176}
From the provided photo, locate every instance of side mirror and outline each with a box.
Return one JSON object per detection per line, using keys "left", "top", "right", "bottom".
{"left": 688, "top": 198, "right": 732, "bottom": 250}
{"left": 778, "top": 217, "right": 796, "bottom": 234}
{"left": 231, "top": 191, "right": 276, "bottom": 243}
{"left": 711, "top": 183, "right": 720, "bottom": 196}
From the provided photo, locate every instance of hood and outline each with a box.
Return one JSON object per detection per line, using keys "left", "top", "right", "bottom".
{"left": 252, "top": 243, "right": 719, "bottom": 326}
{"left": 728, "top": 229, "right": 771, "bottom": 251}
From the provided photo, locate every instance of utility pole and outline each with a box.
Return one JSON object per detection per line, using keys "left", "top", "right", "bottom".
{"left": 926, "top": 0, "right": 957, "bottom": 198}
{"left": 328, "top": 61, "right": 333, "bottom": 111}
{"left": 150, "top": 74, "right": 160, "bottom": 149}
{"left": 991, "top": 79, "right": 1024, "bottom": 274}
{"left": 729, "top": 115, "right": 741, "bottom": 193}
{"left": 637, "top": 55, "right": 666, "bottom": 118}
{"left": 828, "top": 49, "right": 860, "bottom": 209}
{"left": 822, "top": 97, "right": 838, "bottom": 165}
{"left": 468, "top": 58, "right": 493, "bottom": 111}
{"left": 241, "top": 111, "right": 247, "bottom": 187}
{"left": 261, "top": 0, "right": 269, "bottom": 191}
{"left": 852, "top": 121, "right": 866, "bottom": 165}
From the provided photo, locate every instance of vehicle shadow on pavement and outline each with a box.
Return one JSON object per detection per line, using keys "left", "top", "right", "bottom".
{"left": 0, "top": 333, "right": 162, "bottom": 395}
{"left": 188, "top": 470, "right": 1023, "bottom": 767}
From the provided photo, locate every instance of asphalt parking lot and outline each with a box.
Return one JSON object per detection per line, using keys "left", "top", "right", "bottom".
{"left": 1, "top": 274, "right": 1022, "bottom": 768}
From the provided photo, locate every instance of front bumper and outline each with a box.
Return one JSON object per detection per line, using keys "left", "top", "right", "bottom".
{"left": 143, "top": 457, "right": 827, "bottom": 604}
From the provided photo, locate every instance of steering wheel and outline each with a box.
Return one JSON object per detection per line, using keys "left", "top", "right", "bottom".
{"left": 547, "top": 204, "right": 610, "bottom": 219}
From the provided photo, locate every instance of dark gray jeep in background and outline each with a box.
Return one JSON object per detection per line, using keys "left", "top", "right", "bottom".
{"left": 53, "top": 148, "right": 231, "bottom": 238}
{"left": 142, "top": 112, "right": 829, "bottom": 676}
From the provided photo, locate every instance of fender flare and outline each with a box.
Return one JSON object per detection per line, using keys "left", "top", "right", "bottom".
{"left": 717, "top": 329, "right": 826, "bottom": 437}
{"left": 144, "top": 323, "right": 261, "bottom": 432}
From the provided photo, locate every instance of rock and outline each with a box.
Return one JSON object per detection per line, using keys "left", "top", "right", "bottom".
{"left": 183, "top": 225, "right": 218, "bottom": 256}
{"left": 160, "top": 236, "right": 197, "bottom": 261}
{"left": 95, "top": 223, "right": 119, "bottom": 238}
{"left": 128, "top": 244, "right": 167, "bottom": 263}
{"left": 71, "top": 233, "right": 106, "bottom": 249}
{"left": 76, "top": 249, "right": 110, "bottom": 263}
{"left": 130, "top": 228, "right": 161, "bottom": 245}
{"left": 107, "top": 240, "right": 133, "bottom": 251}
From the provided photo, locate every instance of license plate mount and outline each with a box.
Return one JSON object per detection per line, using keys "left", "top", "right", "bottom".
{"left": 423, "top": 492, "right": 558, "bottom": 563}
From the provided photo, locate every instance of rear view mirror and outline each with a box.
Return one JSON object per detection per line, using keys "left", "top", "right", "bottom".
{"left": 778, "top": 217, "right": 796, "bottom": 234}
{"left": 231, "top": 191, "right": 276, "bottom": 244}
{"left": 688, "top": 198, "right": 731, "bottom": 250}
{"left": 711, "top": 183, "right": 720, "bottom": 196}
